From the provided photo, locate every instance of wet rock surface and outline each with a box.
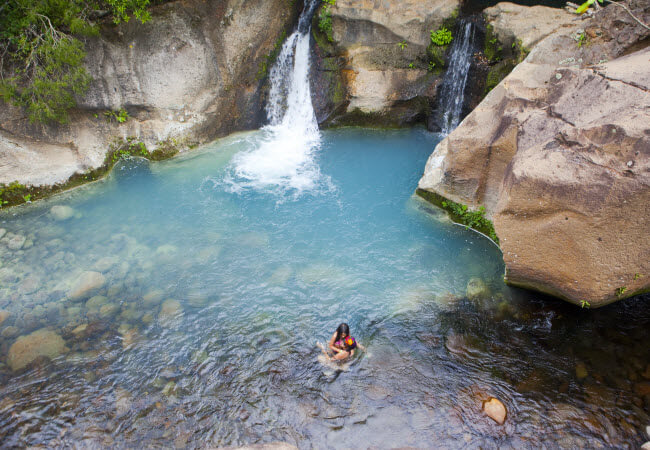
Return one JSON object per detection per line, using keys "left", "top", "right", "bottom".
{"left": 418, "top": 0, "right": 650, "bottom": 306}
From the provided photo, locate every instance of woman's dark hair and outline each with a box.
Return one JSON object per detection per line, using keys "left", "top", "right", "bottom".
{"left": 334, "top": 323, "right": 350, "bottom": 344}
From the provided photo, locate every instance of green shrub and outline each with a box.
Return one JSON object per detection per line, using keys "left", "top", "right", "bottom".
{"left": 318, "top": 0, "right": 336, "bottom": 42}
{"left": 430, "top": 27, "right": 453, "bottom": 46}
{"left": 0, "top": 0, "right": 153, "bottom": 124}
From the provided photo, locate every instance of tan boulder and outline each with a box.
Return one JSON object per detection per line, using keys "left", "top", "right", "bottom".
{"left": 0, "top": 310, "right": 9, "bottom": 325}
{"left": 482, "top": 397, "right": 507, "bottom": 424}
{"left": 418, "top": 1, "right": 650, "bottom": 306}
{"left": 7, "top": 328, "right": 69, "bottom": 371}
{"left": 484, "top": 2, "right": 575, "bottom": 50}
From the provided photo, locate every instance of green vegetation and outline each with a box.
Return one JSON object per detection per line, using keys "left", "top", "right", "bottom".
{"left": 398, "top": 41, "right": 407, "bottom": 50}
{"left": 575, "top": 31, "right": 587, "bottom": 48}
{"left": 0, "top": 0, "right": 153, "bottom": 124}
{"left": 615, "top": 286, "right": 627, "bottom": 297}
{"left": 580, "top": 300, "right": 590, "bottom": 308}
{"left": 416, "top": 189, "right": 499, "bottom": 244}
{"left": 108, "top": 136, "right": 148, "bottom": 163}
{"left": 408, "top": 62, "right": 415, "bottom": 69}
{"left": 428, "top": 61, "right": 436, "bottom": 72}
{"left": 256, "top": 31, "right": 287, "bottom": 80}
{"left": 104, "top": 108, "right": 129, "bottom": 123}
{"left": 634, "top": 273, "right": 641, "bottom": 280}
{"left": 430, "top": 27, "right": 453, "bottom": 46}
{"left": 318, "top": 0, "right": 336, "bottom": 43}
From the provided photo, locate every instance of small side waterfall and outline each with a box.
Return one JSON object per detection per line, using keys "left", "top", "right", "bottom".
{"left": 437, "top": 19, "right": 478, "bottom": 135}
{"left": 224, "top": 0, "right": 325, "bottom": 197}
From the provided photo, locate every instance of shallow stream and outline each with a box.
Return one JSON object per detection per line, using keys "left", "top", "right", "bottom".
{"left": 0, "top": 128, "right": 648, "bottom": 448}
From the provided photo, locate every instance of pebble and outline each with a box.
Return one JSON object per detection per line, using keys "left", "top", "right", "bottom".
{"left": 641, "top": 442, "right": 650, "bottom": 450}
{"left": 1, "top": 326, "right": 19, "bottom": 338}
{"left": 0, "top": 310, "right": 9, "bottom": 325}
{"left": 482, "top": 397, "right": 507, "bottom": 425}
{"left": 575, "top": 362, "right": 588, "bottom": 380}
{"left": 0, "top": 229, "right": 6, "bottom": 239}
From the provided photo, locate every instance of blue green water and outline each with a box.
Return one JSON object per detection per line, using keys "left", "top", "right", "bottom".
{"left": 0, "top": 128, "right": 648, "bottom": 447}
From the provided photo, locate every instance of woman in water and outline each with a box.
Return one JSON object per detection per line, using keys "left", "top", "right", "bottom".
{"left": 323, "top": 322, "right": 364, "bottom": 361}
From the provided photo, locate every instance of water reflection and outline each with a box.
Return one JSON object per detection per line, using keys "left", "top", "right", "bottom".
{"left": 0, "top": 129, "right": 647, "bottom": 447}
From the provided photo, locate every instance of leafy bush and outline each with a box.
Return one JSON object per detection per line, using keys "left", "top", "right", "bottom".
{"left": 430, "top": 27, "right": 453, "bottom": 46}
{"left": 0, "top": 0, "right": 153, "bottom": 124}
{"left": 318, "top": 0, "right": 336, "bottom": 42}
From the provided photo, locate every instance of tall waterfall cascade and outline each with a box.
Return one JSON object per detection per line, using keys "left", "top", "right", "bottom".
{"left": 224, "top": 0, "right": 326, "bottom": 197}
{"left": 438, "top": 19, "right": 478, "bottom": 135}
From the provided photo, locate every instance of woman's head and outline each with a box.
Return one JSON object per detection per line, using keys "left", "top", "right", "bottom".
{"left": 335, "top": 323, "right": 350, "bottom": 342}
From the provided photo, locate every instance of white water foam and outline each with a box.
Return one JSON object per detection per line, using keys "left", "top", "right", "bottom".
{"left": 223, "top": 5, "right": 328, "bottom": 198}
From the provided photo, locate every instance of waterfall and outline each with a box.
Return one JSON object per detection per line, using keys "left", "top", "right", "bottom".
{"left": 223, "top": 0, "right": 326, "bottom": 197}
{"left": 438, "top": 19, "right": 477, "bottom": 135}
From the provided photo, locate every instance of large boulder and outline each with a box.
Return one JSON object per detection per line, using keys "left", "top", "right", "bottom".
{"left": 7, "top": 328, "right": 69, "bottom": 371}
{"left": 0, "top": 0, "right": 302, "bottom": 187}
{"left": 311, "top": 0, "right": 460, "bottom": 125}
{"left": 418, "top": 0, "right": 650, "bottom": 306}
{"left": 484, "top": 2, "right": 575, "bottom": 50}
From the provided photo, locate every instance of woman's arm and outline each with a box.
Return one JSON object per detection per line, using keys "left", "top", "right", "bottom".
{"left": 328, "top": 332, "right": 341, "bottom": 353}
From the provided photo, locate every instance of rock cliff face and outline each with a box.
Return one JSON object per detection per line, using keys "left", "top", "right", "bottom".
{"left": 310, "top": 0, "right": 461, "bottom": 126}
{"left": 418, "top": 1, "right": 650, "bottom": 306}
{"left": 0, "top": 0, "right": 301, "bottom": 186}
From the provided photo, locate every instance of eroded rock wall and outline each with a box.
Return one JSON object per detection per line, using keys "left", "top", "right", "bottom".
{"left": 418, "top": 0, "right": 650, "bottom": 306}
{"left": 310, "top": 0, "right": 461, "bottom": 126}
{"left": 0, "top": 0, "right": 302, "bottom": 186}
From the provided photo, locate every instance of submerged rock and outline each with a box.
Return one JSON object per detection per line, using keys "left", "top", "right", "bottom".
{"left": 7, "top": 328, "right": 69, "bottom": 371}
{"left": 69, "top": 271, "right": 106, "bottom": 300}
{"left": 0, "top": 310, "right": 10, "bottom": 325}
{"left": 158, "top": 299, "right": 183, "bottom": 323}
{"left": 482, "top": 397, "right": 507, "bottom": 425}
{"left": 466, "top": 278, "right": 489, "bottom": 301}
{"left": 6, "top": 234, "right": 26, "bottom": 251}
{"left": 50, "top": 205, "right": 75, "bottom": 221}
{"left": 143, "top": 289, "right": 165, "bottom": 306}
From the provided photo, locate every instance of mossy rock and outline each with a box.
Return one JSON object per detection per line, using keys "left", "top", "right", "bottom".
{"left": 484, "top": 59, "right": 516, "bottom": 95}
{"left": 426, "top": 44, "right": 448, "bottom": 69}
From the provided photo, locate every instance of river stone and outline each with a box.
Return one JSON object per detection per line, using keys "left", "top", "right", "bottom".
{"left": 99, "top": 303, "right": 119, "bottom": 319}
{"left": 2, "top": 326, "right": 19, "bottom": 338}
{"left": 466, "top": 278, "right": 489, "bottom": 301}
{"left": 86, "top": 295, "right": 108, "bottom": 310}
{"left": 93, "top": 256, "right": 118, "bottom": 273}
{"left": 115, "top": 387, "right": 132, "bottom": 416}
{"left": 641, "top": 442, "right": 650, "bottom": 450}
{"left": 0, "top": 310, "right": 9, "bottom": 325}
{"left": 482, "top": 397, "right": 507, "bottom": 425}
{"left": 6, "top": 234, "right": 26, "bottom": 250}
{"left": 143, "top": 289, "right": 165, "bottom": 306}
{"left": 158, "top": 299, "right": 183, "bottom": 323}
{"left": 19, "top": 274, "right": 41, "bottom": 295}
{"left": 0, "top": 229, "right": 5, "bottom": 239}
{"left": 7, "top": 328, "right": 69, "bottom": 371}
{"left": 162, "top": 381, "right": 177, "bottom": 397}
{"left": 50, "top": 205, "right": 75, "bottom": 221}
{"left": 69, "top": 271, "right": 105, "bottom": 300}
{"left": 72, "top": 324, "right": 88, "bottom": 336}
